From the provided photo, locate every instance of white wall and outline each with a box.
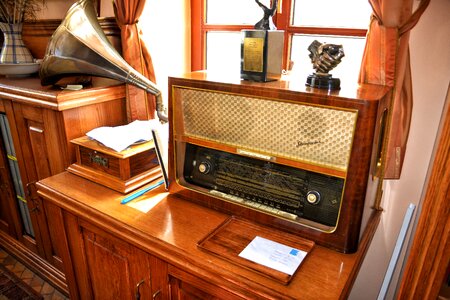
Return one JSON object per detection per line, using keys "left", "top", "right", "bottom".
{"left": 139, "top": 0, "right": 191, "bottom": 104}
{"left": 102, "top": 0, "right": 192, "bottom": 104}
{"left": 35, "top": 0, "right": 75, "bottom": 19}
{"left": 349, "top": 0, "right": 450, "bottom": 299}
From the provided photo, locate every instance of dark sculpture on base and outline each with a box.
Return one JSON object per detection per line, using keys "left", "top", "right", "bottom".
{"left": 254, "top": 0, "right": 278, "bottom": 30}
{"left": 306, "top": 40, "right": 345, "bottom": 90}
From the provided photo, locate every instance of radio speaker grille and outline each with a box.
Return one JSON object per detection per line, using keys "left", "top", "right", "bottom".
{"left": 176, "top": 88, "right": 357, "bottom": 171}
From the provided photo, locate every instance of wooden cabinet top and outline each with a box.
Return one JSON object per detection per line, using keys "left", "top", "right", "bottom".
{"left": 37, "top": 171, "right": 380, "bottom": 300}
{"left": 0, "top": 76, "right": 125, "bottom": 111}
{"left": 171, "top": 71, "right": 391, "bottom": 103}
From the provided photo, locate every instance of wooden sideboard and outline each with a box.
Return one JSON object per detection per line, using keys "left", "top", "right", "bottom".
{"left": 35, "top": 72, "right": 391, "bottom": 299}
{"left": 37, "top": 171, "right": 381, "bottom": 300}
{"left": 0, "top": 76, "right": 127, "bottom": 294}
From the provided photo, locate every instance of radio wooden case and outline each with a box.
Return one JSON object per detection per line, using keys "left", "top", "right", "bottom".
{"left": 168, "top": 71, "right": 391, "bottom": 253}
{"left": 68, "top": 136, "right": 162, "bottom": 193}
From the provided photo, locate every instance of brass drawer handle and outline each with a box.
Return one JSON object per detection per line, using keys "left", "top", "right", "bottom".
{"left": 152, "top": 289, "right": 161, "bottom": 299}
{"left": 29, "top": 126, "right": 43, "bottom": 133}
{"left": 135, "top": 279, "right": 145, "bottom": 300}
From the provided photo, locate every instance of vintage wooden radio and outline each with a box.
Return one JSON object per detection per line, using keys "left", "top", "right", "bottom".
{"left": 168, "top": 71, "right": 391, "bottom": 253}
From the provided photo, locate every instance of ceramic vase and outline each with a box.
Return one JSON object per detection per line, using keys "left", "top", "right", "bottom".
{"left": 0, "top": 22, "right": 34, "bottom": 64}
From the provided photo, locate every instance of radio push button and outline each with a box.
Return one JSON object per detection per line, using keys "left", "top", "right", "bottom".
{"left": 210, "top": 190, "right": 244, "bottom": 203}
{"left": 306, "top": 191, "right": 321, "bottom": 205}
{"left": 276, "top": 210, "right": 299, "bottom": 221}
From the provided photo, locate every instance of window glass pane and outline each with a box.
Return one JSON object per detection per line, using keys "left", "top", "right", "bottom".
{"left": 206, "top": 32, "right": 241, "bottom": 73}
{"left": 293, "top": 0, "right": 372, "bottom": 28}
{"left": 290, "top": 35, "right": 366, "bottom": 85}
{"left": 207, "top": 0, "right": 271, "bottom": 25}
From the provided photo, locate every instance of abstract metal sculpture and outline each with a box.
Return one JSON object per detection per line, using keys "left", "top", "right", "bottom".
{"left": 306, "top": 40, "right": 345, "bottom": 90}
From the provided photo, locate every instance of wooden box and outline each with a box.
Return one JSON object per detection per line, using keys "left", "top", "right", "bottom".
{"left": 68, "top": 136, "right": 162, "bottom": 193}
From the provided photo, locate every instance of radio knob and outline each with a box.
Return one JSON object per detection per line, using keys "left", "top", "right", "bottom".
{"left": 306, "top": 191, "right": 321, "bottom": 205}
{"left": 198, "top": 161, "right": 211, "bottom": 174}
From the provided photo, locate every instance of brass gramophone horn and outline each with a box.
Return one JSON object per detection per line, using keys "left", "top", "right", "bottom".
{"left": 39, "top": 0, "right": 168, "bottom": 123}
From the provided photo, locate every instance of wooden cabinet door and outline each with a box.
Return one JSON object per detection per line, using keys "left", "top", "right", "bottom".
{"left": 149, "top": 255, "right": 168, "bottom": 300}
{"left": 0, "top": 100, "right": 40, "bottom": 254}
{"left": 80, "top": 222, "right": 167, "bottom": 300}
{"left": 0, "top": 132, "right": 20, "bottom": 237}
{"left": 10, "top": 102, "right": 67, "bottom": 265}
{"left": 168, "top": 267, "right": 245, "bottom": 300}
{"left": 42, "top": 198, "right": 169, "bottom": 300}
{"left": 12, "top": 102, "right": 69, "bottom": 179}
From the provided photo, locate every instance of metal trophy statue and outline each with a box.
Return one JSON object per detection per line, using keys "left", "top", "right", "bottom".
{"left": 305, "top": 40, "right": 345, "bottom": 90}
{"left": 240, "top": 0, "right": 284, "bottom": 82}
{"left": 254, "top": 0, "right": 278, "bottom": 30}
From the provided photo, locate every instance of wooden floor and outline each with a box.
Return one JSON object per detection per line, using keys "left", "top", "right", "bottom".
{"left": 0, "top": 247, "right": 69, "bottom": 300}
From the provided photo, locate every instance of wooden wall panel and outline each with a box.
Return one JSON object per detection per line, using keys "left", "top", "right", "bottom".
{"left": 397, "top": 86, "right": 450, "bottom": 299}
{"left": 20, "top": 17, "right": 121, "bottom": 59}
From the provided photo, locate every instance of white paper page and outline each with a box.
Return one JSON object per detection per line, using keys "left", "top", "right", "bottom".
{"left": 238, "top": 236, "right": 307, "bottom": 275}
{"left": 151, "top": 122, "right": 169, "bottom": 189}
{"left": 86, "top": 120, "right": 161, "bottom": 152}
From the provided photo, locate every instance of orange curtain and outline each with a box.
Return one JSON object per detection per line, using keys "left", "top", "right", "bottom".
{"left": 113, "top": 0, "right": 157, "bottom": 121}
{"left": 359, "top": 0, "right": 430, "bottom": 179}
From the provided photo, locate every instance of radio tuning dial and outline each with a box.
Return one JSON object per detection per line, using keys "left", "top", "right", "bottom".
{"left": 198, "top": 161, "right": 211, "bottom": 174}
{"left": 306, "top": 191, "right": 321, "bottom": 205}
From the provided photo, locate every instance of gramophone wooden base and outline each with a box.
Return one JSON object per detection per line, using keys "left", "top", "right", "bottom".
{"left": 67, "top": 163, "right": 162, "bottom": 194}
{"left": 69, "top": 136, "right": 162, "bottom": 193}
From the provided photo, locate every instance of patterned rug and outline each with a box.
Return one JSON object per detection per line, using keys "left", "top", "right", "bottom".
{"left": 0, "top": 264, "right": 43, "bottom": 300}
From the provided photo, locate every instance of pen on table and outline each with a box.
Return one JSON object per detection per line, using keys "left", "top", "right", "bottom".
{"left": 120, "top": 179, "right": 165, "bottom": 205}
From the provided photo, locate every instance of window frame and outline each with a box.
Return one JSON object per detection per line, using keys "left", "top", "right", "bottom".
{"left": 190, "top": 0, "right": 368, "bottom": 72}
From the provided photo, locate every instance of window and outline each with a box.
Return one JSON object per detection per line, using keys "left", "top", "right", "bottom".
{"left": 191, "top": 0, "right": 372, "bottom": 83}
